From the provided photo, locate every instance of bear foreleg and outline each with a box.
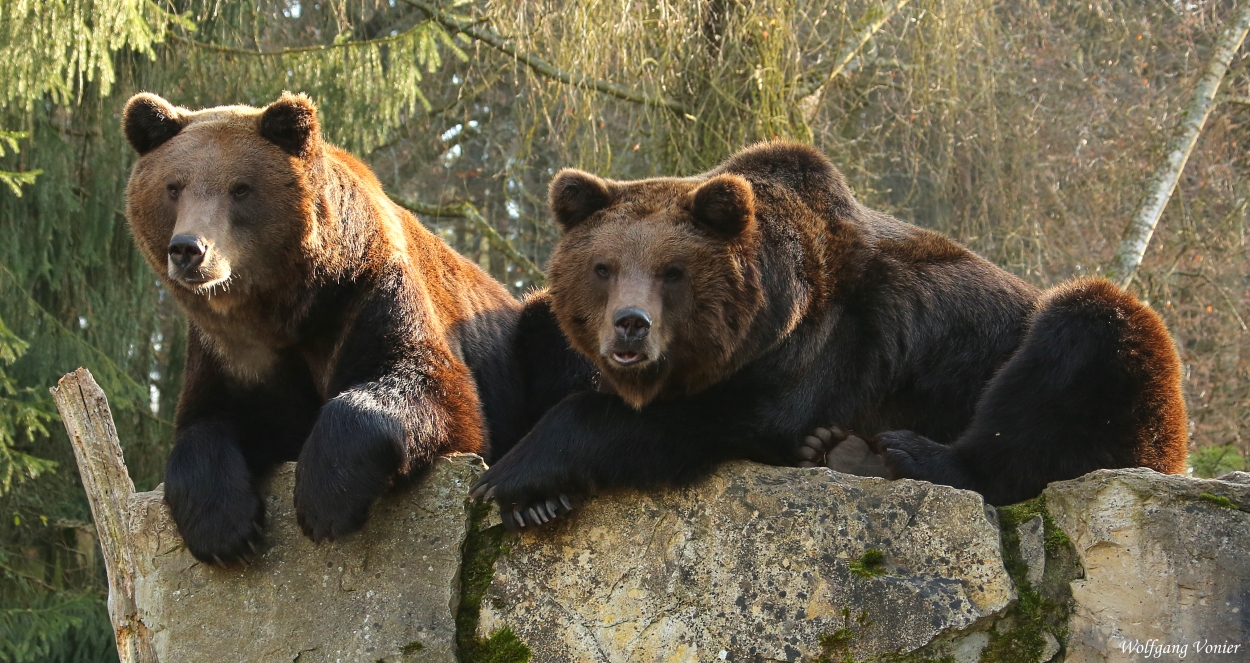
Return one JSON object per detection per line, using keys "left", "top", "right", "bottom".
{"left": 165, "top": 332, "right": 319, "bottom": 565}
{"left": 472, "top": 385, "right": 798, "bottom": 529}
{"left": 294, "top": 291, "right": 487, "bottom": 542}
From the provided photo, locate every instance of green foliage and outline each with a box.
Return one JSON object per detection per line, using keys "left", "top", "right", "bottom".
{"left": 0, "top": 0, "right": 190, "bottom": 110}
{"left": 0, "top": 319, "right": 57, "bottom": 495}
{"left": 849, "top": 548, "right": 887, "bottom": 578}
{"left": 1190, "top": 445, "right": 1246, "bottom": 478}
{"left": 0, "top": 589, "right": 115, "bottom": 663}
{"left": 0, "top": 132, "right": 41, "bottom": 196}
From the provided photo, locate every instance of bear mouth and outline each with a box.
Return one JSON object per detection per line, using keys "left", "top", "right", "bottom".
{"left": 611, "top": 351, "right": 645, "bottom": 366}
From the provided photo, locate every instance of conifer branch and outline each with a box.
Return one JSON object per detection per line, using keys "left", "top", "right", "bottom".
{"left": 1109, "top": 6, "right": 1250, "bottom": 288}
{"left": 167, "top": 22, "right": 432, "bottom": 56}
{"left": 404, "top": 0, "right": 694, "bottom": 118}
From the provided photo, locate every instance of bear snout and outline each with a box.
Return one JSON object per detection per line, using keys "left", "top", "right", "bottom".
{"left": 613, "top": 307, "right": 651, "bottom": 341}
{"left": 168, "top": 234, "right": 208, "bottom": 271}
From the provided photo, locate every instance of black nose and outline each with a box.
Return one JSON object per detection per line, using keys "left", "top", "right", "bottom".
{"left": 614, "top": 307, "right": 652, "bottom": 341}
{"left": 168, "top": 234, "right": 207, "bottom": 270}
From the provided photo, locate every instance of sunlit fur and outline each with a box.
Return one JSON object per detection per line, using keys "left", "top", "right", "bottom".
{"left": 123, "top": 92, "right": 591, "bottom": 563}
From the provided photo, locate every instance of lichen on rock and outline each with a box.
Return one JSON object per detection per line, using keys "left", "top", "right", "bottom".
{"left": 1044, "top": 468, "right": 1250, "bottom": 663}
{"left": 125, "top": 455, "right": 485, "bottom": 663}
{"left": 478, "top": 463, "right": 1015, "bottom": 662}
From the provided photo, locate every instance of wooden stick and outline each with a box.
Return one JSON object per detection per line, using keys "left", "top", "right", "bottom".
{"left": 50, "top": 368, "right": 157, "bottom": 663}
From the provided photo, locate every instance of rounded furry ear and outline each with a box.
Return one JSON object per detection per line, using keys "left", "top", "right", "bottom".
{"left": 549, "top": 169, "right": 614, "bottom": 231}
{"left": 259, "top": 92, "right": 320, "bottom": 158}
{"left": 123, "top": 93, "right": 186, "bottom": 155}
{"left": 690, "top": 174, "right": 755, "bottom": 239}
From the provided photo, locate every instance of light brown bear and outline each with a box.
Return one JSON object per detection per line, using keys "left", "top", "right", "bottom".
{"left": 123, "top": 92, "right": 590, "bottom": 563}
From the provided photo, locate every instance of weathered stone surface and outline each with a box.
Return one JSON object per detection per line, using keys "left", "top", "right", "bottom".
{"left": 1045, "top": 468, "right": 1250, "bottom": 663}
{"left": 126, "top": 454, "right": 484, "bottom": 663}
{"left": 1016, "top": 514, "right": 1045, "bottom": 588}
{"left": 478, "top": 462, "right": 1015, "bottom": 662}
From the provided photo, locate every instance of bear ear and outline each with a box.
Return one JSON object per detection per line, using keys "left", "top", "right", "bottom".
{"left": 259, "top": 92, "right": 320, "bottom": 158}
{"left": 690, "top": 174, "right": 755, "bottom": 239}
{"left": 123, "top": 93, "right": 186, "bottom": 156}
{"left": 549, "top": 169, "right": 615, "bottom": 232}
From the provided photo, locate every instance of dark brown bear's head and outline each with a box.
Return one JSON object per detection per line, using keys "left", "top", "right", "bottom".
{"left": 547, "top": 170, "right": 766, "bottom": 409}
{"left": 122, "top": 92, "right": 322, "bottom": 305}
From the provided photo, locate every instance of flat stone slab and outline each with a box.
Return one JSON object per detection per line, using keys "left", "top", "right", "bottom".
{"left": 478, "top": 462, "right": 1015, "bottom": 662}
{"left": 1045, "top": 468, "right": 1250, "bottom": 663}
{"left": 125, "top": 454, "right": 484, "bottom": 663}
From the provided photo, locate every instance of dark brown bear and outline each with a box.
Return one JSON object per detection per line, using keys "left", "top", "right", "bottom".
{"left": 123, "top": 92, "right": 589, "bottom": 563}
{"left": 471, "top": 141, "right": 1188, "bottom": 528}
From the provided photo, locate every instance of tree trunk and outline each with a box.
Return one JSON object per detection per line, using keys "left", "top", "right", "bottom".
{"left": 1108, "top": 6, "right": 1250, "bottom": 288}
{"left": 50, "top": 369, "right": 157, "bottom": 663}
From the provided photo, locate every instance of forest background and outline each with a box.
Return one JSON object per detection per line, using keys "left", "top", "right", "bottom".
{"left": 0, "top": 0, "right": 1247, "bottom": 659}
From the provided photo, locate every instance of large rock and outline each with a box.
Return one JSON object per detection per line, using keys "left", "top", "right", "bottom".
{"left": 477, "top": 462, "right": 1016, "bottom": 662}
{"left": 1045, "top": 468, "right": 1250, "bottom": 662}
{"left": 125, "top": 454, "right": 485, "bottom": 663}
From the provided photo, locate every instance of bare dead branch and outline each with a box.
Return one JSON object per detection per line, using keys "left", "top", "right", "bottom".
{"left": 796, "top": 0, "right": 912, "bottom": 121}
{"left": 404, "top": 0, "right": 694, "bottom": 117}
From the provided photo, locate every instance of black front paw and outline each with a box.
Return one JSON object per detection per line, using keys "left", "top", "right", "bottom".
{"left": 294, "top": 395, "right": 404, "bottom": 542}
{"left": 875, "top": 430, "right": 973, "bottom": 489}
{"left": 164, "top": 429, "right": 266, "bottom": 566}
{"left": 470, "top": 441, "right": 586, "bottom": 531}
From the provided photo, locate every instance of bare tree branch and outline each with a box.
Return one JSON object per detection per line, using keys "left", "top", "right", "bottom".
{"left": 404, "top": 0, "right": 694, "bottom": 118}
{"left": 390, "top": 195, "right": 547, "bottom": 286}
{"left": 796, "top": 0, "right": 911, "bottom": 121}
{"left": 1108, "top": 6, "right": 1250, "bottom": 288}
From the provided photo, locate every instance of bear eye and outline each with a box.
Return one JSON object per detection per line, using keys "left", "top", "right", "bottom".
{"left": 594, "top": 263, "right": 610, "bottom": 279}
{"left": 663, "top": 266, "right": 685, "bottom": 282}
{"left": 230, "top": 183, "right": 251, "bottom": 200}
{"left": 166, "top": 183, "right": 180, "bottom": 200}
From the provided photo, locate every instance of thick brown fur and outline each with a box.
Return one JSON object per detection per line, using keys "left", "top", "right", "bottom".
{"left": 473, "top": 141, "right": 1187, "bottom": 526}
{"left": 124, "top": 92, "right": 591, "bottom": 563}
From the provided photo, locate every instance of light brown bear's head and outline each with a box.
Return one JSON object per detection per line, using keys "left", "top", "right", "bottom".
{"left": 122, "top": 92, "right": 321, "bottom": 304}
{"left": 547, "top": 170, "right": 766, "bottom": 409}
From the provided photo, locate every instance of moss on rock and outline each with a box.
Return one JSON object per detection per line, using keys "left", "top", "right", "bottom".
{"left": 456, "top": 501, "right": 531, "bottom": 663}
{"left": 980, "top": 496, "right": 1082, "bottom": 663}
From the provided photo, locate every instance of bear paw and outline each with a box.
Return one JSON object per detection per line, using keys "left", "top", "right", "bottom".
{"left": 470, "top": 474, "right": 584, "bottom": 531}
{"left": 167, "top": 487, "right": 266, "bottom": 567}
{"left": 797, "top": 425, "right": 889, "bottom": 478}
{"left": 294, "top": 472, "right": 382, "bottom": 543}
{"left": 875, "top": 430, "right": 973, "bottom": 489}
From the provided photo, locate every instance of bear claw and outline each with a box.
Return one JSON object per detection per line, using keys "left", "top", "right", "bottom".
{"left": 496, "top": 494, "right": 580, "bottom": 530}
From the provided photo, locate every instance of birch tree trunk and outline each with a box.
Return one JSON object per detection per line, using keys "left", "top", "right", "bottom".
{"left": 50, "top": 369, "right": 157, "bottom": 663}
{"left": 1108, "top": 6, "right": 1250, "bottom": 288}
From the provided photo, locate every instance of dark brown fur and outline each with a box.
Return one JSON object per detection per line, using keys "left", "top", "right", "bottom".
{"left": 473, "top": 141, "right": 1187, "bottom": 526}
